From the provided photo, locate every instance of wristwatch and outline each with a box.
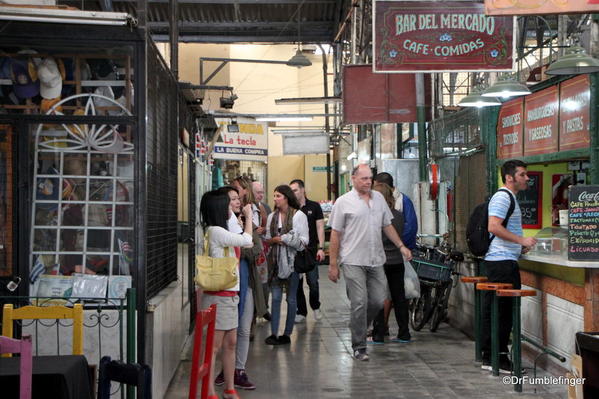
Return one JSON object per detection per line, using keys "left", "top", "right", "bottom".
{"left": 318, "top": 246, "right": 324, "bottom": 250}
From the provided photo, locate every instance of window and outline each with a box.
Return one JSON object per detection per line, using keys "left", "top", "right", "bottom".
{"left": 30, "top": 93, "right": 134, "bottom": 298}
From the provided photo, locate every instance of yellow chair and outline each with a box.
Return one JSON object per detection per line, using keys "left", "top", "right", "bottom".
{"left": 2, "top": 304, "right": 83, "bottom": 357}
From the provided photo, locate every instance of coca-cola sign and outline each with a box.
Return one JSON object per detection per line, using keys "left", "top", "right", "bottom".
{"left": 577, "top": 191, "right": 599, "bottom": 203}
{"left": 569, "top": 185, "right": 599, "bottom": 261}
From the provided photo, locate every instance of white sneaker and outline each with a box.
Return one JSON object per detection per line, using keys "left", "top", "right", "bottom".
{"left": 295, "top": 314, "right": 306, "bottom": 323}
{"left": 313, "top": 309, "right": 323, "bottom": 321}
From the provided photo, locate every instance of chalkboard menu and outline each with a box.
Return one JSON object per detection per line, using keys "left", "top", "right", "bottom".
{"left": 517, "top": 171, "right": 542, "bottom": 229}
{"left": 568, "top": 185, "right": 599, "bottom": 261}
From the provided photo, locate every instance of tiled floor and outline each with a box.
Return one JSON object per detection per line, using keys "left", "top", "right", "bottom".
{"left": 165, "top": 266, "right": 568, "bottom": 399}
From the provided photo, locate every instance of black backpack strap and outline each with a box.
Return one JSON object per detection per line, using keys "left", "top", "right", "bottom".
{"left": 489, "top": 188, "right": 516, "bottom": 242}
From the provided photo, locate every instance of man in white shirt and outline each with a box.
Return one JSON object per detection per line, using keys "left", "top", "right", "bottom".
{"left": 328, "top": 164, "right": 412, "bottom": 361}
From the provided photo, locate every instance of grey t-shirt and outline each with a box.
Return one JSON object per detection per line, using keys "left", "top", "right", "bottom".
{"left": 328, "top": 189, "right": 393, "bottom": 267}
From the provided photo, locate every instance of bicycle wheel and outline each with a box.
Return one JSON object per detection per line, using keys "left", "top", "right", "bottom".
{"left": 410, "top": 284, "right": 434, "bottom": 331}
{"left": 429, "top": 281, "right": 452, "bottom": 332}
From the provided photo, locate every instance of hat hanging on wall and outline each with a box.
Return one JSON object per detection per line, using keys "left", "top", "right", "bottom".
{"left": 38, "top": 57, "right": 66, "bottom": 99}
{"left": 10, "top": 57, "right": 40, "bottom": 99}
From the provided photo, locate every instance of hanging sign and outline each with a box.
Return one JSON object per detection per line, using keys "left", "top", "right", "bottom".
{"left": 523, "top": 86, "right": 559, "bottom": 156}
{"left": 213, "top": 117, "right": 268, "bottom": 161}
{"left": 559, "top": 75, "right": 591, "bottom": 151}
{"left": 373, "top": 1, "right": 515, "bottom": 72}
{"left": 497, "top": 97, "right": 523, "bottom": 159}
{"left": 485, "top": 0, "right": 599, "bottom": 16}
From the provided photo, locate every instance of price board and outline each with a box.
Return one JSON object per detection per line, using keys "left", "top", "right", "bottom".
{"left": 568, "top": 185, "right": 599, "bottom": 261}
{"left": 517, "top": 171, "right": 542, "bottom": 229}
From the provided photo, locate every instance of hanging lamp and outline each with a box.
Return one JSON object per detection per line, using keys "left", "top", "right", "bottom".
{"left": 458, "top": 91, "right": 501, "bottom": 107}
{"left": 546, "top": 46, "right": 599, "bottom": 75}
{"left": 286, "top": 4, "right": 312, "bottom": 68}
{"left": 482, "top": 79, "right": 531, "bottom": 98}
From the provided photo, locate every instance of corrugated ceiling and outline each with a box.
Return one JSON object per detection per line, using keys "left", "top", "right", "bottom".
{"left": 57, "top": 0, "right": 350, "bottom": 43}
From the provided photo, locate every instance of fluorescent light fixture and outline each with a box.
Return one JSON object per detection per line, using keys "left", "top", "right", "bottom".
{"left": 275, "top": 97, "right": 342, "bottom": 105}
{"left": 0, "top": 7, "right": 134, "bottom": 26}
{"left": 272, "top": 129, "right": 326, "bottom": 135}
{"left": 256, "top": 116, "right": 313, "bottom": 122}
{"left": 347, "top": 151, "right": 357, "bottom": 160}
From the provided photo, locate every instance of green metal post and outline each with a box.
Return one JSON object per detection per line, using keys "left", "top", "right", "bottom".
{"left": 483, "top": 106, "right": 500, "bottom": 194}
{"left": 474, "top": 288, "right": 482, "bottom": 362}
{"left": 491, "top": 293, "right": 499, "bottom": 376}
{"left": 127, "top": 288, "right": 137, "bottom": 399}
{"left": 590, "top": 73, "right": 599, "bottom": 184}
{"left": 416, "top": 73, "right": 428, "bottom": 181}
{"left": 512, "top": 297, "right": 522, "bottom": 392}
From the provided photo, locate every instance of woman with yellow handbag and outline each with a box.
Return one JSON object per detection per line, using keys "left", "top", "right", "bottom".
{"left": 199, "top": 190, "right": 253, "bottom": 399}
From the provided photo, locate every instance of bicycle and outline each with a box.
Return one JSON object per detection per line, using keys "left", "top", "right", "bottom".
{"left": 409, "top": 234, "right": 464, "bottom": 332}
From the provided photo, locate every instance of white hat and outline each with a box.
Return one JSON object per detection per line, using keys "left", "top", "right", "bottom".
{"left": 38, "top": 58, "right": 64, "bottom": 99}
{"left": 93, "top": 85, "right": 115, "bottom": 112}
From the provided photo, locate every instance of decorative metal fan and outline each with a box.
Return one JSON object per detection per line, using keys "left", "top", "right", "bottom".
{"left": 36, "top": 93, "right": 133, "bottom": 154}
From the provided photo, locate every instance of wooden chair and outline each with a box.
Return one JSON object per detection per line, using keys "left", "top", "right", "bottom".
{"left": 2, "top": 304, "right": 83, "bottom": 356}
{"left": 188, "top": 304, "right": 217, "bottom": 399}
{"left": 98, "top": 356, "right": 152, "bottom": 399}
{"left": 0, "top": 335, "right": 32, "bottom": 399}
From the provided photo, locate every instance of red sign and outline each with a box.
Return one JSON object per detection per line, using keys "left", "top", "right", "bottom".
{"left": 523, "top": 86, "right": 559, "bottom": 156}
{"left": 342, "top": 65, "right": 431, "bottom": 124}
{"left": 497, "top": 97, "right": 523, "bottom": 159}
{"left": 373, "top": 1, "right": 514, "bottom": 72}
{"left": 485, "top": 0, "right": 599, "bottom": 15}
{"left": 559, "top": 75, "right": 590, "bottom": 151}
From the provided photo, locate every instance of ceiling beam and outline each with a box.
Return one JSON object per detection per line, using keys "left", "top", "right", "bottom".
{"left": 152, "top": 34, "right": 330, "bottom": 43}
{"left": 108, "top": 0, "right": 336, "bottom": 4}
{"left": 147, "top": 21, "right": 329, "bottom": 29}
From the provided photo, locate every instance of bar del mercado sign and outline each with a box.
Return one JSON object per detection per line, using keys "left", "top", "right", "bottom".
{"left": 373, "top": 1, "right": 515, "bottom": 72}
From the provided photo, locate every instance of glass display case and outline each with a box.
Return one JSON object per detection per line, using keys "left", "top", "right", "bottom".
{"left": 529, "top": 227, "right": 568, "bottom": 256}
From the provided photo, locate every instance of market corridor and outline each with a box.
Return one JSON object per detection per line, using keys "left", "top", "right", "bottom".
{"left": 165, "top": 266, "right": 567, "bottom": 399}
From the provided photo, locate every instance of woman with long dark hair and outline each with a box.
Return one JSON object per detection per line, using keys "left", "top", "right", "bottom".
{"left": 199, "top": 190, "right": 253, "bottom": 399}
{"left": 264, "top": 185, "right": 308, "bottom": 345}
{"left": 370, "top": 182, "right": 411, "bottom": 343}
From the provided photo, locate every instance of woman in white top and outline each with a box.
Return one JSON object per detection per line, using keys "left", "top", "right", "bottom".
{"left": 264, "top": 185, "right": 309, "bottom": 345}
{"left": 199, "top": 190, "right": 253, "bottom": 399}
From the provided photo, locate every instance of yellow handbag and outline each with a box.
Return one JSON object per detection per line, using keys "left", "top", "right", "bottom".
{"left": 195, "top": 232, "right": 239, "bottom": 291}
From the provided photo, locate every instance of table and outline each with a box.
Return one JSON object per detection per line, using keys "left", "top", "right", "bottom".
{"left": 0, "top": 355, "right": 93, "bottom": 399}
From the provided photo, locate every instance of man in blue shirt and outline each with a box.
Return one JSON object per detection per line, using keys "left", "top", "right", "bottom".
{"left": 481, "top": 160, "right": 537, "bottom": 374}
{"left": 373, "top": 172, "right": 418, "bottom": 250}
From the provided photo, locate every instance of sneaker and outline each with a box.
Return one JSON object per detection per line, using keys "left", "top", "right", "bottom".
{"left": 295, "top": 314, "right": 306, "bottom": 323}
{"left": 234, "top": 369, "right": 256, "bottom": 390}
{"left": 390, "top": 336, "right": 411, "bottom": 343}
{"left": 277, "top": 335, "right": 291, "bottom": 344}
{"left": 481, "top": 358, "right": 492, "bottom": 371}
{"left": 264, "top": 335, "right": 279, "bottom": 345}
{"left": 314, "top": 309, "right": 323, "bottom": 321}
{"left": 499, "top": 357, "right": 512, "bottom": 375}
{"left": 353, "top": 349, "right": 369, "bottom": 361}
{"left": 214, "top": 370, "right": 225, "bottom": 386}
{"left": 367, "top": 336, "right": 385, "bottom": 345}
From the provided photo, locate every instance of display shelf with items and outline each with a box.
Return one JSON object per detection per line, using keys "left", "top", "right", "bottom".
{"left": 0, "top": 47, "right": 134, "bottom": 116}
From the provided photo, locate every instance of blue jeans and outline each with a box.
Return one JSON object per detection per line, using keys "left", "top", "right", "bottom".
{"left": 296, "top": 266, "right": 320, "bottom": 316}
{"left": 238, "top": 258, "right": 249, "bottom": 320}
{"left": 270, "top": 271, "right": 300, "bottom": 336}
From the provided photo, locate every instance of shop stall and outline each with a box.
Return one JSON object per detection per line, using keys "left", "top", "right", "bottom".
{"left": 495, "top": 73, "right": 599, "bottom": 372}
{"left": 0, "top": 16, "right": 204, "bottom": 397}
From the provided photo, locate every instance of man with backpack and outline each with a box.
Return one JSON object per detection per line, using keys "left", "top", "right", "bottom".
{"left": 478, "top": 159, "right": 537, "bottom": 374}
